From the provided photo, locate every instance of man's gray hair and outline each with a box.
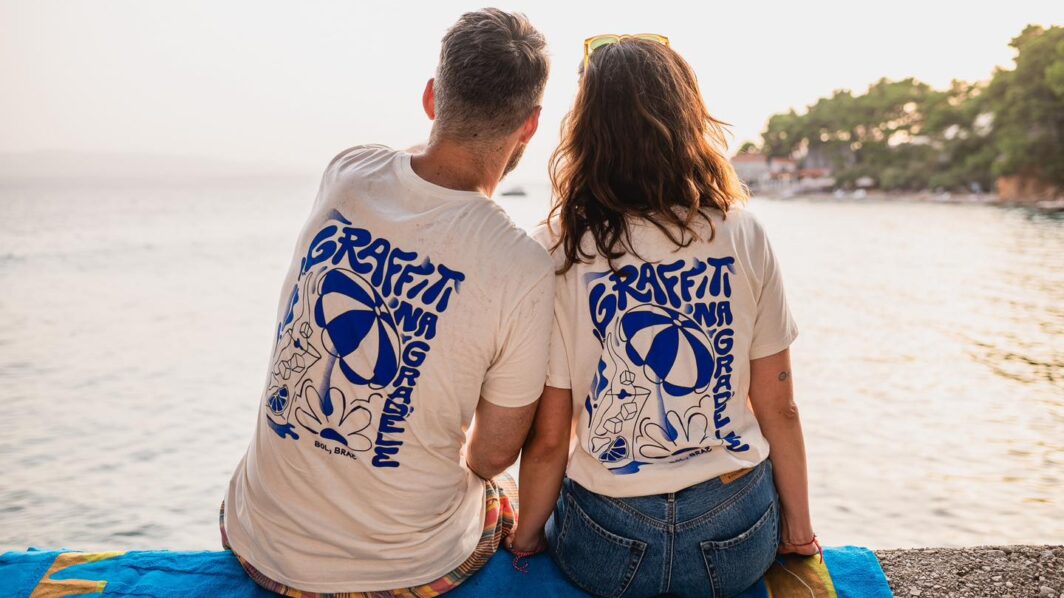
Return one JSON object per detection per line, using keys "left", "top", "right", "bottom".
{"left": 434, "top": 8, "right": 549, "bottom": 141}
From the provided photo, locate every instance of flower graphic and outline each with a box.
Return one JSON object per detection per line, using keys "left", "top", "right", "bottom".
{"left": 295, "top": 383, "right": 372, "bottom": 451}
{"left": 637, "top": 408, "right": 712, "bottom": 460}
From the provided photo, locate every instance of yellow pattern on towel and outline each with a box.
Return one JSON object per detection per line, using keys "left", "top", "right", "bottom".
{"left": 30, "top": 551, "right": 125, "bottom": 598}
{"left": 765, "top": 554, "right": 838, "bottom": 598}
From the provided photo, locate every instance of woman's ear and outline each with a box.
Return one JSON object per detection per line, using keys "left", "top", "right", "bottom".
{"left": 422, "top": 79, "right": 436, "bottom": 120}
{"left": 519, "top": 106, "right": 542, "bottom": 143}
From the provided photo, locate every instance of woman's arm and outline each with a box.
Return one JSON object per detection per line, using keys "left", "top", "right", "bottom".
{"left": 748, "top": 348, "right": 819, "bottom": 556}
{"left": 507, "top": 385, "right": 573, "bottom": 553}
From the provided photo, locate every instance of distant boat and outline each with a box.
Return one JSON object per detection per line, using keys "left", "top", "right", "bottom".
{"left": 500, "top": 187, "right": 527, "bottom": 197}
{"left": 1035, "top": 198, "right": 1064, "bottom": 212}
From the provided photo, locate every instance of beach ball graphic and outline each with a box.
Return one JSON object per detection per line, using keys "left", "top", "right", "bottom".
{"left": 314, "top": 269, "right": 402, "bottom": 389}
{"left": 619, "top": 305, "right": 714, "bottom": 396}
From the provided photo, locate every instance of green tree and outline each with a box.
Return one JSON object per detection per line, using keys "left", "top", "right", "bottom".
{"left": 760, "top": 78, "right": 941, "bottom": 190}
{"left": 757, "top": 25, "right": 1064, "bottom": 193}
{"left": 983, "top": 25, "right": 1064, "bottom": 186}
{"left": 737, "top": 141, "right": 760, "bottom": 155}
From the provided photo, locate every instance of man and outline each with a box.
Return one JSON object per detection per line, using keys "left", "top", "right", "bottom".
{"left": 221, "top": 9, "right": 552, "bottom": 596}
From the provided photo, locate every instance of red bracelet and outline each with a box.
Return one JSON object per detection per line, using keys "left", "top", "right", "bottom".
{"left": 511, "top": 550, "right": 538, "bottom": 574}
{"left": 784, "top": 534, "right": 823, "bottom": 563}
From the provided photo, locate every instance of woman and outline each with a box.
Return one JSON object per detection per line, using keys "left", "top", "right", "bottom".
{"left": 509, "top": 35, "right": 819, "bottom": 597}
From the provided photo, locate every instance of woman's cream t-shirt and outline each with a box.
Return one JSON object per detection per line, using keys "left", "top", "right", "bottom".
{"left": 535, "top": 208, "right": 797, "bottom": 498}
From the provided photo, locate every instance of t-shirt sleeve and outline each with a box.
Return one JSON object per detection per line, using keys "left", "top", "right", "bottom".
{"left": 313, "top": 144, "right": 393, "bottom": 207}
{"left": 480, "top": 271, "right": 556, "bottom": 408}
{"left": 545, "top": 305, "right": 572, "bottom": 389}
{"left": 750, "top": 226, "right": 799, "bottom": 360}
{"left": 530, "top": 223, "right": 571, "bottom": 389}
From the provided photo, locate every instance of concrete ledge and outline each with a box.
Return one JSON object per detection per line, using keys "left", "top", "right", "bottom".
{"left": 874, "top": 546, "right": 1063, "bottom": 597}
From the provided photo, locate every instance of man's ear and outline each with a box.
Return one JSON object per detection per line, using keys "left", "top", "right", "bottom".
{"left": 422, "top": 79, "right": 436, "bottom": 120}
{"left": 518, "top": 105, "right": 541, "bottom": 143}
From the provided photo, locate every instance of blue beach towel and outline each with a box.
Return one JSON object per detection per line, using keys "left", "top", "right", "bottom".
{"left": 1, "top": 545, "right": 891, "bottom": 597}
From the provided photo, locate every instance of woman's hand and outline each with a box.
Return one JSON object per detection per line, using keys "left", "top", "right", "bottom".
{"left": 778, "top": 512, "right": 821, "bottom": 558}
{"left": 778, "top": 535, "right": 821, "bottom": 557}
{"left": 505, "top": 524, "right": 548, "bottom": 556}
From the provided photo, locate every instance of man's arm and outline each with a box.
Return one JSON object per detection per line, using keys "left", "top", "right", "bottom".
{"left": 748, "top": 348, "right": 818, "bottom": 556}
{"left": 467, "top": 267, "right": 554, "bottom": 479}
{"left": 466, "top": 398, "right": 539, "bottom": 480}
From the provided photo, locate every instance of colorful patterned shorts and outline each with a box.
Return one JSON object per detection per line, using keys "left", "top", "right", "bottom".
{"left": 220, "top": 473, "right": 517, "bottom": 598}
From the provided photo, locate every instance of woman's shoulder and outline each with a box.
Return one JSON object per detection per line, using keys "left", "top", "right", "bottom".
{"left": 531, "top": 220, "right": 568, "bottom": 274}
{"left": 530, "top": 220, "right": 556, "bottom": 249}
{"left": 719, "top": 204, "right": 762, "bottom": 228}
{"left": 714, "top": 205, "right": 772, "bottom": 244}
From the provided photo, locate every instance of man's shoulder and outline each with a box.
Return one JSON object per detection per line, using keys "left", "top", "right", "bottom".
{"left": 473, "top": 205, "right": 553, "bottom": 281}
{"left": 510, "top": 231, "right": 554, "bottom": 283}
{"left": 323, "top": 144, "right": 398, "bottom": 181}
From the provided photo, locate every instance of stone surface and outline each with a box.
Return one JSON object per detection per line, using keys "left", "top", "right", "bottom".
{"left": 876, "top": 546, "right": 1064, "bottom": 598}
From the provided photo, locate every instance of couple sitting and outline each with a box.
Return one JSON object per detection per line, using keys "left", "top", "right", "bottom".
{"left": 221, "top": 8, "right": 817, "bottom": 598}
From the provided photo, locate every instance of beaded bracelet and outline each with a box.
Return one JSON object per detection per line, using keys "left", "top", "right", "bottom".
{"left": 510, "top": 550, "right": 538, "bottom": 573}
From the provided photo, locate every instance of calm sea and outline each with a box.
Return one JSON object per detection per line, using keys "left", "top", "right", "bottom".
{"left": 0, "top": 176, "right": 1061, "bottom": 551}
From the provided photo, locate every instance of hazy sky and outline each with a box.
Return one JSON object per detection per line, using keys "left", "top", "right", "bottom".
{"left": 2, "top": 1, "right": 1062, "bottom": 183}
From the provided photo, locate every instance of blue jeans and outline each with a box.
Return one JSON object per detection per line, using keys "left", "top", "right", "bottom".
{"left": 546, "top": 459, "right": 780, "bottom": 598}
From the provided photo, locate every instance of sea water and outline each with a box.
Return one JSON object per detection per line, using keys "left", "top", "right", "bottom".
{"left": 0, "top": 176, "right": 1060, "bottom": 550}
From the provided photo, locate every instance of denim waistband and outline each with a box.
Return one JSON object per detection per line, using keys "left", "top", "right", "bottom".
{"left": 568, "top": 458, "right": 772, "bottom": 531}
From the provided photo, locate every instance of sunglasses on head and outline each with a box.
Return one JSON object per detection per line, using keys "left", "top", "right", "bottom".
{"left": 583, "top": 33, "right": 670, "bottom": 69}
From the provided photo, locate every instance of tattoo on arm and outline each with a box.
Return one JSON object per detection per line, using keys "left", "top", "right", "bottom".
{"left": 778, "top": 371, "right": 790, "bottom": 382}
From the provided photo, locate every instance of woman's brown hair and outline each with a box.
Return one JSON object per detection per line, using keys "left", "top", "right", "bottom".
{"left": 548, "top": 38, "right": 748, "bottom": 272}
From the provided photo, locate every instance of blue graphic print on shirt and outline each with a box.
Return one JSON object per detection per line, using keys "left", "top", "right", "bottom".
{"left": 584, "top": 256, "right": 748, "bottom": 475}
{"left": 261, "top": 210, "right": 464, "bottom": 468}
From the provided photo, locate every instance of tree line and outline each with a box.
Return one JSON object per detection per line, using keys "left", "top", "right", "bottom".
{"left": 748, "top": 25, "right": 1064, "bottom": 192}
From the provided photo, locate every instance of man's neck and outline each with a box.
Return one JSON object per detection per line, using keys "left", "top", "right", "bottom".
{"left": 408, "top": 137, "right": 510, "bottom": 198}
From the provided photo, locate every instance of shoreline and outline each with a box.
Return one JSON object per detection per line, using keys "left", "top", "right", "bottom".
{"left": 757, "top": 189, "right": 1064, "bottom": 211}
{"left": 875, "top": 545, "right": 1063, "bottom": 597}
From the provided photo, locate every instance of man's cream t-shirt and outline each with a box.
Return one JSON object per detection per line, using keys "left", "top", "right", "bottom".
{"left": 535, "top": 208, "right": 797, "bottom": 498}
{"left": 224, "top": 145, "right": 554, "bottom": 592}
